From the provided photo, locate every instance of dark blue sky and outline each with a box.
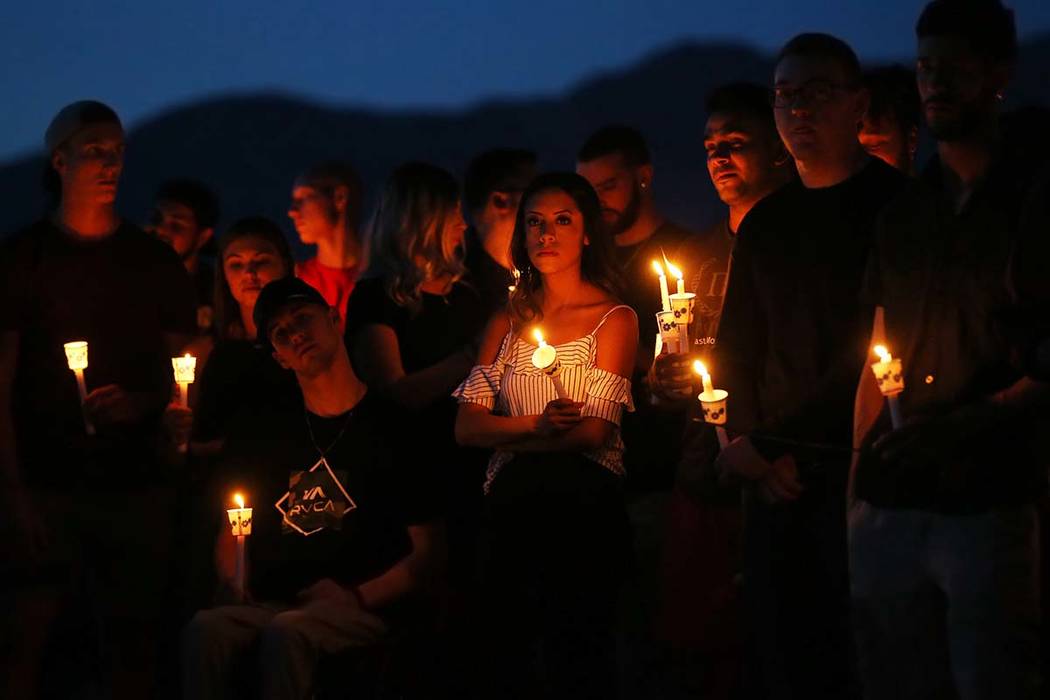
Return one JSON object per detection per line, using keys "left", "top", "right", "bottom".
{"left": 3, "top": 0, "right": 1048, "bottom": 163}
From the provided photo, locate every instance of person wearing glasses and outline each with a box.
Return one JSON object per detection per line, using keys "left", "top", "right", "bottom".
{"left": 711, "top": 34, "right": 906, "bottom": 698}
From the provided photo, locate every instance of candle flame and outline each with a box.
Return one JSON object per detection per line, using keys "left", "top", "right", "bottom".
{"left": 533, "top": 328, "right": 546, "bottom": 347}
{"left": 666, "top": 261, "right": 683, "bottom": 281}
{"left": 873, "top": 345, "right": 892, "bottom": 363}
{"left": 651, "top": 260, "right": 665, "bottom": 276}
{"left": 693, "top": 360, "right": 710, "bottom": 377}
{"left": 233, "top": 493, "right": 244, "bottom": 509}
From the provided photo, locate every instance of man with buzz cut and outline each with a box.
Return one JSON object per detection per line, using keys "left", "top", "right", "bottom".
{"left": 183, "top": 277, "right": 446, "bottom": 699}
{"left": 851, "top": 2, "right": 1046, "bottom": 697}
{"left": 713, "top": 34, "right": 906, "bottom": 698}
{"left": 0, "top": 100, "right": 196, "bottom": 698}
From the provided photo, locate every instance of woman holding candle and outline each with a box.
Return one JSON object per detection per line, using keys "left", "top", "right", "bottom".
{"left": 164, "top": 217, "right": 299, "bottom": 455}
{"left": 454, "top": 172, "right": 637, "bottom": 699}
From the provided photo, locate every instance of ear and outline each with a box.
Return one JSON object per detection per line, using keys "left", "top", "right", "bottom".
{"left": 491, "top": 190, "right": 512, "bottom": 213}
{"left": 51, "top": 149, "right": 66, "bottom": 176}
{"left": 328, "top": 307, "right": 341, "bottom": 326}
{"left": 583, "top": 234, "right": 590, "bottom": 246}
{"left": 272, "top": 349, "right": 292, "bottom": 370}
{"left": 196, "top": 227, "right": 214, "bottom": 252}
{"left": 637, "top": 164, "right": 655, "bottom": 191}
{"left": 332, "top": 185, "right": 349, "bottom": 214}
{"left": 854, "top": 86, "right": 872, "bottom": 124}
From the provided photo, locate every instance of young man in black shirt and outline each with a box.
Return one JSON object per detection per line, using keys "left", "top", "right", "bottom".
{"left": 646, "top": 83, "right": 794, "bottom": 695}
{"left": 851, "top": 3, "right": 1045, "bottom": 697}
{"left": 0, "top": 101, "right": 196, "bottom": 698}
{"left": 462, "top": 148, "right": 536, "bottom": 316}
{"left": 183, "top": 277, "right": 445, "bottom": 699}
{"left": 149, "top": 178, "right": 221, "bottom": 339}
{"left": 712, "top": 36, "right": 906, "bottom": 698}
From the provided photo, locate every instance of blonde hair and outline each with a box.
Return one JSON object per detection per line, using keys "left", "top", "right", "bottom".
{"left": 363, "top": 162, "right": 466, "bottom": 310}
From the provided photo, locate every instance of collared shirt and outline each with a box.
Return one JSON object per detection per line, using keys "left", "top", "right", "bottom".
{"left": 715, "top": 158, "right": 906, "bottom": 464}
{"left": 855, "top": 155, "right": 1050, "bottom": 513}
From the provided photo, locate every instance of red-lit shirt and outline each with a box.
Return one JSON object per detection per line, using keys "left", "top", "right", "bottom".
{"left": 295, "top": 257, "right": 358, "bottom": 332}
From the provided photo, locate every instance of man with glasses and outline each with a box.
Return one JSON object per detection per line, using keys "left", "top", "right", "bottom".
{"left": 713, "top": 34, "right": 905, "bottom": 698}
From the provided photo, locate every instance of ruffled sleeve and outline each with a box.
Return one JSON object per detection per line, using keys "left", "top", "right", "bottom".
{"left": 452, "top": 362, "right": 505, "bottom": 411}
{"left": 581, "top": 367, "right": 634, "bottom": 425}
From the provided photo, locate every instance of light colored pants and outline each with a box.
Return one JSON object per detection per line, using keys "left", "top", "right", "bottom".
{"left": 849, "top": 501, "right": 1041, "bottom": 700}
{"left": 182, "top": 601, "right": 388, "bottom": 700}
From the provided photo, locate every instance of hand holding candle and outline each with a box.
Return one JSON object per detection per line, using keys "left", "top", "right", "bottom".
{"left": 870, "top": 345, "right": 904, "bottom": 429}
{"left": 694, "top": 360, "right": 730, "bottom": 449}
{"left": 531, "top": 329, "right": 569, "bottom": 399}
{"left": 63, "top": 341, "right": 95, "bottom": 436}
{"left": 226, "top": 492, "right": 253, "bottom": 599}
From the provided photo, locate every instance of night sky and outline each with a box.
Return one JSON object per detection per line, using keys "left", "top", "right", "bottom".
{"left": 3, "top": 0, "right": 1048, "bottom": 163}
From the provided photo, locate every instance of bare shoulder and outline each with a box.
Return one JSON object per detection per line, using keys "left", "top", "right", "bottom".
{"left": 477, "top": 310, "right": 513, "bottom": 364}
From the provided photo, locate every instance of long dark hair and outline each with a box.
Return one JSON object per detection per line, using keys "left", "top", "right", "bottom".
{"left": 362, "top": 162, "right": 466, "bottom": 311}
{"left": 508, "top": 172, "right": 623, "bottom": 326}
{"left": 214, "top": 217, "right": 295, "bottom": 341}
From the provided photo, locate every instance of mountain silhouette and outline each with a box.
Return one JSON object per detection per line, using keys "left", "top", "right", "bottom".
{"left": 2, "top": 36, "right": 1047, "bottom": 248}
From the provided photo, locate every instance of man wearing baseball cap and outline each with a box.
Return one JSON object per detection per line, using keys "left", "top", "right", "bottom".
{"left": 183, "top": 277, "right": 446, "bottom": 698}
{"left": 0, "top": 101, "right": 196, "bottom": 696}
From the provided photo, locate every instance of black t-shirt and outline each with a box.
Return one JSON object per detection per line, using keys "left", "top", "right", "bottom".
{"left": 344, "top": 275, "right": 490, "bottom": 487}
{"left": 715, "top": 158, "right": 906, "bottom": 465}
{"left": 675, "top": 218, "right": 735, "bottom": 354}
{"left": 614, "top": 221, "right": 695, "bottom": 492}
{"left": 855, "top": 155, "right": 1050, "bottom": 513}
{"left": 192, "top": 339, "right": 299, "bottom": 443}
{"left": 463, "top": 227, "right": 515, "bottom": 320}
{"left": 218, "top": 392, "right": 442, "bottom": 605}
{"left": 0, "top": 219, "right": 196, "bottom": 486}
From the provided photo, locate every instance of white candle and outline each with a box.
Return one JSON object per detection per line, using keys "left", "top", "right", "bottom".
{"left": 63, "top": 341, "right": 95, "bottom": 436}
{"left": 172, "top": 353, "right": 197, "bottom": 408}
{"left": 666, "top": 260, "right": 686, "bottom": 296}
{"left": 651, "top": 260, "right": 671, "bottom": 312}
{"left": 531, "top": 329, "right": 569, "bottom": 399}
{"left": 226, "top": 492, "right": 253, "bottom": 599}
{"left": 871, "top": 345, "right": 904, "bottom": 429}
{"left": 694, "top": 361, "right": 730, "bottom": 449}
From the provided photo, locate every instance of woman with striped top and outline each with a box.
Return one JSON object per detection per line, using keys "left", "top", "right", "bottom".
{"left": 454, "top": 172, "right": 638, "bottom": 699}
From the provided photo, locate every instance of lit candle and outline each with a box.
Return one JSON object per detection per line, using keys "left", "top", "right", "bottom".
{"left": 666, "top": 260, "right": 686, "bottom": 296}
{"left": 172, "top": 353, "right": 197, "bottom": 408}
{"left": 651, "top": 260, "right": 671, "bottom": 312}
{"left": 694, "top": 361, "right": 729, "bottom": 449}
{"left": 531, "top": 329, "right": 569, "bottom": 399}
{"left": 870, "top": 345, "right": 904, "bottom": 429}
{"left": 667, "top": 263, "right": 696, "bottom": 355}
{"left": 63, "top": 340, "right": 95, "bottom": 436}
{"left": 226, "top": 492, "right": 253, "bottom": 599}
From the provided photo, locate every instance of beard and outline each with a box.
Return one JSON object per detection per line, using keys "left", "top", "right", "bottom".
{"left": 606, "top": 182, "right": 643, "bottom": 237}
{"left": 926, "top": 97, "right": 989, "bottom": 142}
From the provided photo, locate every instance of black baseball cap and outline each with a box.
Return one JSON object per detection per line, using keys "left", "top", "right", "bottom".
{"left": 253, "top": 277, "right": 329, "bottom": 347}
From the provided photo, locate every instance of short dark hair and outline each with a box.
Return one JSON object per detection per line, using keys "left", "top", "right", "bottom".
{"left": 864, "top": 66, "right": 921, "bottom": 131}
{"left": 776, "top": 33, "right": 862, "bottom": 85}
{"left": 294, "top": 161, "right": 364, "bottom": 226}
{"left": 705, "top": 82, "right": 778, "bottom": 134}
{"left": 916, "top": 0, "right": 1017, "bottom": 63}
{"left": 463, "top": 149, "right": 537, "bottom": 213}
{"left": 577, "top": 125, "right": 651, "bottom": 168}
{"left": 156, "top": 179, "right": 220, "bottom": 230}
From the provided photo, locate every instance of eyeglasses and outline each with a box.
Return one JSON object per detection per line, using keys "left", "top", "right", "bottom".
{"left": 770, "top": 80, "right": 858, "bottom": 109}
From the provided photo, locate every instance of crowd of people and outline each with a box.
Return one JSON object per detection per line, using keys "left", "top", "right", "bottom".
{"left": 1, "top": 1, "right": 1048, "bottom": 698}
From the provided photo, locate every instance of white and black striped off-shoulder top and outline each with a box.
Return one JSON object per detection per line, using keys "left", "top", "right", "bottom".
{"left": 453, "top": 305, "right": 635, "bottom": 491}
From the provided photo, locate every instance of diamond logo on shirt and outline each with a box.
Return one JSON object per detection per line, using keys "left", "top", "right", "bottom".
{"left": 275, "top": 456, "right": 357, "bottom": 537}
